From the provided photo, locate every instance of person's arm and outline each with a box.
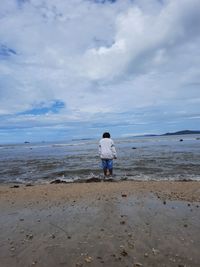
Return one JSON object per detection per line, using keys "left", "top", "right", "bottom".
{"left": 111, "top": 141, "right": 117, "bottom": 159}
{"left": 98, "top": 142, "right": 102, "bottom": 157}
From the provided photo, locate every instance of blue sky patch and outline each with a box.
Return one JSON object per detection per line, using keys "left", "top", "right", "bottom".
{"left": 17, "top": 0, "right": 29, "bottom": 6}
{"left": 18, "top": 100, "right": 65, "bottom": 115}
{"left": 0, "top": 44, "right": 17, "bottom": 58}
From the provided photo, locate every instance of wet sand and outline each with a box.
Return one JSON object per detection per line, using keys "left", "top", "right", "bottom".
{"left": 0, "top": 181, "right": 200, "bottom": 267}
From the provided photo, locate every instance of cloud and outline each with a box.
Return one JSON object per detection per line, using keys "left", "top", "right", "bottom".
{"left": 0, "top": 0, "right": 200, "bottom": 141}
{"left": 81, "top": 0, "right": 200, "bottom": 80}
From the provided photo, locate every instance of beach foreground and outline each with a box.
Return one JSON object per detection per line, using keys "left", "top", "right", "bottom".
{"left": 0, "top": 181, "right": 200, "bottom": 267}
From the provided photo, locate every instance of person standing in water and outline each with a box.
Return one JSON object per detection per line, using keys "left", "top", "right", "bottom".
{"left": 99, "top": 132, "right": 117, "bottom": 177}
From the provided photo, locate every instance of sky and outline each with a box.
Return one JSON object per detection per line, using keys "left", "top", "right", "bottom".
{"left": 0, "top": 0, "right": 200, "bottom": 143}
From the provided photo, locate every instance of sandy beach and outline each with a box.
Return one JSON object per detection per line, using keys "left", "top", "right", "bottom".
{"left": 0, "top": 181, "right": 200, "bottom": 267}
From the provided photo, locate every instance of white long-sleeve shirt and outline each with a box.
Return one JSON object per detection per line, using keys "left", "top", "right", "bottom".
{"left": 99, "top": 138, "right": 117, "bottom": 159}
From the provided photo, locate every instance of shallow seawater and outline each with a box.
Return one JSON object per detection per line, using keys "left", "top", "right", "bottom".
{"left": 0, "top": 134, "right": 200, "bottom": 184}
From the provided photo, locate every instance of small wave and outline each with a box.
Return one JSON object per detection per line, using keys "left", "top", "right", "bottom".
{"left": 52, "top": 141, "right": 96, "bottom": 147}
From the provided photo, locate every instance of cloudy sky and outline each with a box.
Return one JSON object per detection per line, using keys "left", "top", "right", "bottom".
{"left": 0, "top": 0, "right": 200, "bottom": 143}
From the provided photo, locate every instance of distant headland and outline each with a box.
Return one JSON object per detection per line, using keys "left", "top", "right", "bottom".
{"left": 161, "top": 130, "right": 200, "bottom": 136}
{"left": 137, "top": 130, "right": 200, "bottom": 138}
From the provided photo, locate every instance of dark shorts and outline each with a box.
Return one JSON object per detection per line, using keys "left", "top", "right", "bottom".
{"left": 101, "top": 159, "right": 113, "bottom": 170}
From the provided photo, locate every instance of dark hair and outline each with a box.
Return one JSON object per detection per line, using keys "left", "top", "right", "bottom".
{"left": 102, "top": 132, "right": 110, "bottom": 138}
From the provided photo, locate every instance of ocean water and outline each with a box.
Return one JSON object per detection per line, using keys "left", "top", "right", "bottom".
{"left": 0, "top": 134, "right": 200, "bottom": 184}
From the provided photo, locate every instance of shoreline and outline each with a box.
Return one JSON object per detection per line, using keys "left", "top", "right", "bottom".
{"left": 1, "top": 181, "right": 200, "bottom": 267}
{"left": 1, "top": 180, "right": 200, "bottom": 203}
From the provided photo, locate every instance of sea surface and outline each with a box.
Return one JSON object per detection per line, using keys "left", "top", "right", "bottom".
{"left": 0, "top": 134, "right": 200, "bottom": 184}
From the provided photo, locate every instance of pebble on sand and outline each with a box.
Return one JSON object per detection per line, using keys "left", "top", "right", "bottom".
{"left": 85, "top": 256, "right": 93, "bottom": 263}
{"left": 120, "top": 249, "right": 128, "bottom": 257}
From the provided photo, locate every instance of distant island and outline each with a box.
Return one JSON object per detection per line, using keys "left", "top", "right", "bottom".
{"left": 162, "top": 130, "right": 200, "bottom": 136}
{"left": 135, "top": 130, "right": 200, "bottom": 138}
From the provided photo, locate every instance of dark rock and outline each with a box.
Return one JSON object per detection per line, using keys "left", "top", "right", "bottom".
{"left": 163, "top": 201, "right": 166, "bottom": 205}
{"left": 10, "top": 185, "right": 20, "bottom": 188}
{"left": 26, "top": 183, "right": 33, "bottom": 187}
{"left": 182, "top": 179, "right": 192, "bottom": 182}
{"left": 121, "top": 194, "right": 127, "bottom": 197}
{"left": 104, "top": 178, "right": 115, "bottom": 182}
{"left": 26, "top": 234, "right": 33, "bottom": 240}
{"left": 132, "top": 147, "right": 137, "bottom": 149}
{"left": 134, "top": 263, "right": 143, "bottom": 267}
{"left": 74, "top": 178, "right": 99, "bottom": 183}
{"left": 50, "top": 179, "right": 67, "bottom": 184}
{"left": 120, "top": 250, "right": 128, "bottom": 256}
{"left": 85, "top": 177, "right": 101, "bottom": 183}
{"left": 179, "top": 139, "right": 183, "bottom": 142}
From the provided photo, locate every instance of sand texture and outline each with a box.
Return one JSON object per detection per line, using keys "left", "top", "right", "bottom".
{"left": 0, "top": 181, "right": 200, "bottom": 267}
